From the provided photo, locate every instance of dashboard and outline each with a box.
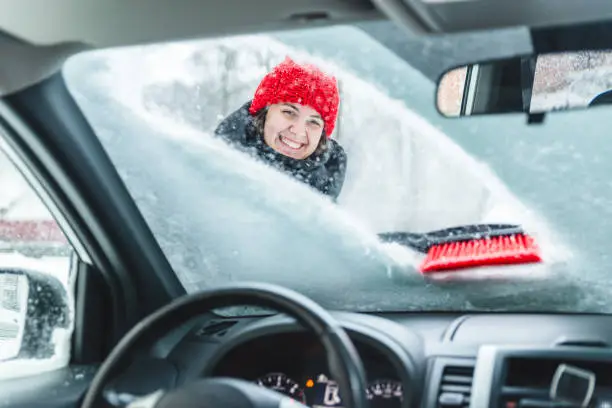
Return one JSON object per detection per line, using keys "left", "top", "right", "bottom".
{"left": 104, "top": 311, "right": 612, "bottom": 408}
{"left": 210, "top": 332, "right": 404, "bottom": 407}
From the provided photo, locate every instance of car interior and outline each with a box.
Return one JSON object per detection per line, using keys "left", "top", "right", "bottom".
{"left": 3, "top": 1, "right": 612, "bottom": 408}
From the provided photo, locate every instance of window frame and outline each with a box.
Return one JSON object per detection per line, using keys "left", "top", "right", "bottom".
{"left": 0, "top": 113, "right": 88, "bottom": 374}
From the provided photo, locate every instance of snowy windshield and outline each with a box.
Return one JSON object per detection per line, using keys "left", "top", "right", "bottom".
{"left": 62, "top": 23, "right": 612, "bottom": 313}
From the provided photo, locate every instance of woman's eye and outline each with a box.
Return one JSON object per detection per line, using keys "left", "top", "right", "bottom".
{"left": 282, "top": 110, "right": 295, "bottom": 116}
{"left": 309, "top": 121, "right": 322, "bottom": 128}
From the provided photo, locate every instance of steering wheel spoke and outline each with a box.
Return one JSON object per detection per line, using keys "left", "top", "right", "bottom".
{"left": 128, "top": 379, "right": 309, "bottom": 408}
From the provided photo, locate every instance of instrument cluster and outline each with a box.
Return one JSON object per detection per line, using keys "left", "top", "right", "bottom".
{"left": 210, "top": 332, "right": 407, "bottom": 408}
{"left": 255, "top": 372, "right": 403, "bottom": 408}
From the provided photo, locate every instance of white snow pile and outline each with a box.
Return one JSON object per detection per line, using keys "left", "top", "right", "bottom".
{"left": 0, "top": 147, "right": 51, "bottom": 221}
{"left": 80, "top": 34, "right": 572, "bottom": 270}
{"left": 0, "top": 254, "right": 73, "bottom": 379}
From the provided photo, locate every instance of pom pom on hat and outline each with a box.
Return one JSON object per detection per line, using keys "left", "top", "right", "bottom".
{"left": 249, "top": 57, "right": 340, "bottom": 137}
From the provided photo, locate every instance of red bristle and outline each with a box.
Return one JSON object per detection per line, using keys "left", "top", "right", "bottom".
{"left": 420, "top": 233, "right": 542, "bottom": 273}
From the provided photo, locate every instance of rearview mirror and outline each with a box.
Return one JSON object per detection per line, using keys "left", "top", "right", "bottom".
{"left": 437, "top": 49, "right": 612, "bottom": 117}
{"left": 0, "top": 268, "right": 70, "bottom": 361}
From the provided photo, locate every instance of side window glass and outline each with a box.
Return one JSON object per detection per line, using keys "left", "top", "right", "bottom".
{"left": 0, "top": 142, "right": 75, "bottom": 379}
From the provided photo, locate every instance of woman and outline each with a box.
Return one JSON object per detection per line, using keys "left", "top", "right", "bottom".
{"left": 214, "top": 57, "right": 347, "bottom": 201}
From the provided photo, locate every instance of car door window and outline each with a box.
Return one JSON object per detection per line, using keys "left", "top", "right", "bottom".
{"left": 0, "top": 137, "right": 75, "bottom": 380}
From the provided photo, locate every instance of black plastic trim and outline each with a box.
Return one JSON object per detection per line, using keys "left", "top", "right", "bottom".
{"left": 1, "top": 72, "right": 185, "bottom": 343}
{"left": 442, "top": 315, "right": 471, "bottom": 342}
{"left": 472, "top": 345, "right": 612, "bottom": 407}
{"left": 0, "top": 365, "right": 97, "bottom": 408}
{"left": 423, "top": 357, "right": 475, "bottom": 408}
{"left": 72, "top": 261, "right": 111, "bottom": 364}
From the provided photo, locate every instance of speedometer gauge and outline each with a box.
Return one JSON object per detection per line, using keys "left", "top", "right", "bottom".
{"left": 256, "top": 373, "right": 306, "bottom": 403}
{"left": 367, "top": 379, "right": 403, "bottom": 408}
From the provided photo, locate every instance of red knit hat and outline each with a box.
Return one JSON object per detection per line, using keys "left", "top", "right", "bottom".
{"left": 249, "top": 57, "right": 340, "bottom": 137}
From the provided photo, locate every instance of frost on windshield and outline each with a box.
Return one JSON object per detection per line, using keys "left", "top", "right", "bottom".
{"left": 67, "top": 31, "right": 561, "bottom": 234}
{"left": 63, "top": 26, "right": 583, "bottom": 314}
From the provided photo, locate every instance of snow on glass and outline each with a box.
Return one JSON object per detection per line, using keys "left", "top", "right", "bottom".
{"left": 0, "top": 147, "right": 73, "bottom": 378}
{"left": 2, "top": 24, "right": 612, "bottom": 384}
{"left": 85, "top": 34, "right": 561, "bottom": 233}
{"left": 60, "top": 28, "right": 575, "bottom": 315}
{"left": 65, "top": 28, "right": 592, "bottom": 322}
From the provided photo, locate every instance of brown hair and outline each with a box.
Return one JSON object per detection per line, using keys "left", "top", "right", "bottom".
{"left": 252, "top": 107, "right": 328, "bottom": 156}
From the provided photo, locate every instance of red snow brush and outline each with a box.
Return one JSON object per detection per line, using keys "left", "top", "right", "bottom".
{"left": 378, "top": 224, "right": 543, "bottom": 273}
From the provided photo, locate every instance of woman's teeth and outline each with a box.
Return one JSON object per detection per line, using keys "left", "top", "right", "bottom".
{"left": 280, "top": 136, "right": 303, "bottom": 150}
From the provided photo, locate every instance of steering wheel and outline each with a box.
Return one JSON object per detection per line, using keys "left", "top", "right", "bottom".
{"left": 80, "top": 282, "right": 369, "bottom": 408}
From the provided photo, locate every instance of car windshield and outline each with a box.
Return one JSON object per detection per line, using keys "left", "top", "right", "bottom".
{"left": 62, "top": 22, "right": 612, "bottom": 313}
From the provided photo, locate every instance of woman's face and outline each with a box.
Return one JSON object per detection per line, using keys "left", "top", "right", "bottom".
{"left": 263, "top": 103, "right": 325, "bottom": 160}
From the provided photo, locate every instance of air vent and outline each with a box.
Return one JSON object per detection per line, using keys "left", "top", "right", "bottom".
{"left": 437, "top": 365, "right": 474, "bottom": 408}
{"left": 194, "top": 320, "right": 238, "bottom": 338}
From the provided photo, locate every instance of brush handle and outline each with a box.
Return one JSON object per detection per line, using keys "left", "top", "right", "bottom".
{"left": 378, "top": 224, "right": 524, "bottom": 253}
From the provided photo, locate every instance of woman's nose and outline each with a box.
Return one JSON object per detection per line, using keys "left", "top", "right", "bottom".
{"left": 289, "top": 121, "right": 308, "bottom": 138}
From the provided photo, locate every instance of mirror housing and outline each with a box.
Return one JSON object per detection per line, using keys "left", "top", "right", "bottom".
{"left": 0, "top": 268, "right": 70, "bottom": 361}
{"left": 437, "top": 49, "right": 612, "bottom": 118}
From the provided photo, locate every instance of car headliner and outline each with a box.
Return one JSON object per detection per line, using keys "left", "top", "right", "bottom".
{"left": 2, "top": 0, "right": 612, "bottom": 96}
{"left": 2, "top": 0, "right": 612, "bottom": 47}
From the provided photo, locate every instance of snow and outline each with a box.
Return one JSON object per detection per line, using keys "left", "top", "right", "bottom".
{"left": 1, "top": 24, "right": 610, "bottom": 381}
{"left": 0, "top": 328, "right": 72, "bottom": 381}
{"left": 0, "top": 155, "right": 72, "bottom": 374}
{"left": 0, "top": 128, "right": 73, "bottom": 372}
{"left": 0, "top": 31, "right": 581, "bottom": 378}
{"left": 70, "top": 34, "right": 570, "bottom": 271}
{"left": 0, "top": 308, "right": 22, "bottom": 360}
{"left": 0, "top": 151, "right": 52, "bottom": 220}
{"left": 0, "top": 253, "right": 70, "bottom": 285}
{"left": 0, "top": 275, "right": 28, "bottom": 361}
{"left": 0, "top": 253, "right": 72, "bottom": 374}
